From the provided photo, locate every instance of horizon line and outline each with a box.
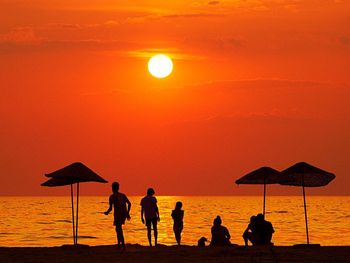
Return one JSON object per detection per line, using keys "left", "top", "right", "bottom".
{"left": 0, "top": 194, "right": 349, "bottom": 197}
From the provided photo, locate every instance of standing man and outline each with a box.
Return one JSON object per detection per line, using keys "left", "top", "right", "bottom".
{"left": 105, "top": 182, "right": 131, "bottom": 250}
{"left": 141, "top": 188, "right": 160, "bottom": 246}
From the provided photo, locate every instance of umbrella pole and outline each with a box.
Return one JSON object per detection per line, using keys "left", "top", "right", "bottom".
{"left": 70, "top": 184, "right": 76, "bottom": 245}
{"left": 302, "top": 176, "right": 310, "bottom": 244}
{"left": 75, "top": 182, "right": 79, "bottom": 245}
{"left": 263, "top": 182, "right": 266, "bottom": 217}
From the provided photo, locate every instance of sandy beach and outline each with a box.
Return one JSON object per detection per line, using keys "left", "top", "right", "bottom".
{"left": 1, "top": 244, "right": 350, "bottom": 263}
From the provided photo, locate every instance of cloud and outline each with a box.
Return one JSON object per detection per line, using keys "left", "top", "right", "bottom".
{"left": 0, "top": 27, "right": 43, "bottom": 44}
{"left": 163, "top": 113, "right": 313, "bottom": 129}
{"left": 161, "top": 13, "right": 224, "bottom": 19}
{"left": 45, "top": 23, "right": 82, "bottom": 30}
{"left": 126, "top": 48, "right": 205, "bottom": 61}
{"left": 0, "top": 38, "right": 142, "bottom": 54}
{"left": 339, "top": 36, "right": 350, "bottom": 46}
{"left": 185, "top": 79, "right": 332, "bottom": 93}
{"left": 208, "top": 1, "right": 220, "bottom": 5}
{"left": 175, "top": 79, "right": 350, "bottom": 123}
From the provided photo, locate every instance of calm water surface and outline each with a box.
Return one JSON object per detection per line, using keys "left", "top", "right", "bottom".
{"left": 0, "top": 196, "right": 349, "bottom": 247}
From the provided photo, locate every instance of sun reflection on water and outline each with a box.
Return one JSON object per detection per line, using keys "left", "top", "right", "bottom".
{"left": 0, "top": 196, "right": 349, "bottom": 247}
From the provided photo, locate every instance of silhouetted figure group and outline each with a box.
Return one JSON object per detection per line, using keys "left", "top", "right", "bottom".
{"left": 243, "top": 213, "right": 275, "bottom": 246}
{"left": 105, "top": 182, "right": 274, "bottom": 249}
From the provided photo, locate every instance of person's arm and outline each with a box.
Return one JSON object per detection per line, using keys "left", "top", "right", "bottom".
{"left": 210, "top": 227, "right": 215, "bottom": 245}
{"left": 156, "top": 205, "right": 160, "bottom": 221}
{"left": 104, "top": 196, "right": 113, "bottom": 215}
{"left": 125, "top": 195, "right": 131, "bottom": 220}
{"left": 141, "top": 206, "right": 145, "bottom": 224}
{"left": 226, "top": 228, "right": 231, "bottom": 240}
{"left": 155, "top": 199, "right": 160, "bottom": 221}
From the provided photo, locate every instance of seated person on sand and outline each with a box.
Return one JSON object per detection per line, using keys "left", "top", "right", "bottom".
{"left": 243, "top": 215, "right": 259, "bottom": 246}
{"left": 210, "top": 216, "right": 231, "bottom": 246}
{"left": 198, "top": 237, "right": 208, "bottom": 247}
{"left": 243, "top": 213, "right": 274, "bottom": 246}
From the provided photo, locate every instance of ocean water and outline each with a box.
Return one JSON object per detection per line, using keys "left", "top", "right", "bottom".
{"left": 0, "top": 196, "right": 349, "bottom": 247}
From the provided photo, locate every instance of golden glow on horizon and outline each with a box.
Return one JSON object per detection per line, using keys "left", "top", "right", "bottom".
{"left": 148, "top": 54, "right": 173, "bottom": 78}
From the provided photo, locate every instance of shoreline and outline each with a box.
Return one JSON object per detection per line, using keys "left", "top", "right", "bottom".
{"left": 1, "top": 244, "right": 350, "bottom": 263}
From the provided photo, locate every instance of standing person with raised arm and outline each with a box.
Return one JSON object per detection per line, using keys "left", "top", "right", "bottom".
{"left": 141, "top": 188, "right": 160, "bottom": 246}
{"left": 105, "top": 182, "right": 131, "bottom": 250}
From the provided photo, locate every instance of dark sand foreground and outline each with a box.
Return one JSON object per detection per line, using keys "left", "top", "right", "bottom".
{"left": 1, "top": 244, "right": 350, "bottom": 263}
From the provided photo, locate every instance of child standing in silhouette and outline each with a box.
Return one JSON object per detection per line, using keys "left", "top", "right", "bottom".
{"left": 171, "top": 201, "right": 184, "bottom": 245}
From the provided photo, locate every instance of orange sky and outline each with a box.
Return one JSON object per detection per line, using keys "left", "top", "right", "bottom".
{"left": 1, "top": 0, "right": 349, "bottom": 195}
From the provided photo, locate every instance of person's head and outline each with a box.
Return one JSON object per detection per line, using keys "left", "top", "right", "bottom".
{"left": 257, "top": 213, "right": 264, "bottom": 222}
{"left": 213, "top": 216, "right": 222, "bottom": 226}
{"left": 112, "top": 182, "right": 119, "bottom": 193}
{"left": 175, "top": 201, "right": 183, "bottom": 210}
{"left": 250, "top": 215, "right": 257, "bottom": 224}
{"left": 147, "top": 188, "right": 155, "bottom": 196}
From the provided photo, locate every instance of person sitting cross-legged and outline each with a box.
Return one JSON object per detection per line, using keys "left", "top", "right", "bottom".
{"left": 210, "top": 216, "right": 231, "bottom": 246}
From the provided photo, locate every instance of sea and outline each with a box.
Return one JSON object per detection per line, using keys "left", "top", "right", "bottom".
{"left": 0, "top": 196, "right": 349, "bottom": 247}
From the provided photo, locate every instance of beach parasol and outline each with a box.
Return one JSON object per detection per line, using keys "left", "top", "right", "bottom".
{"left": 235, "top": 167, "right": 281, "bottom": 216}
{"left": 41, "top": 162, "right": 108, "bottom": 245}
{"left": 279, "top": 162, "right": 335, "bottom": 245}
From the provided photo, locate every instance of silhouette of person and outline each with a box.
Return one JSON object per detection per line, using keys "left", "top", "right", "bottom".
{"left": 198, "top": 237, "right": 208, "bottom": 247}
{"left": 171, "top": 201, "right": 184, "bottom": 245}
{"left": 210, "top": 216, "right": 231, "bottom": 246}
{"left": 243, "top": 215, "right": 259, "bottom": 246}
{"left": 256, "top": 213, "right": 274, "bottom": 245}
{"left": 140, "top": 188, "right": 160, "bottom": 246}
{"left": 104, "top": 182, "right": 131, "bottom": 250}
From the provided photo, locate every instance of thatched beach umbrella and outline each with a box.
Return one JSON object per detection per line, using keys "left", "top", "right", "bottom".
{"left": 279, "top": 162, "right": 335, "bottom": 245}
{"left": 235, "top": 167, "right": 280, "bottom": 216}
{"left": 41, "top": 162, "right": 108, "bottom": 245}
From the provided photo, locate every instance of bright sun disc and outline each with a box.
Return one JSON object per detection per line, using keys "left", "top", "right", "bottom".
{"left": 148, "top": 54, "right": 173, "bottom": 78}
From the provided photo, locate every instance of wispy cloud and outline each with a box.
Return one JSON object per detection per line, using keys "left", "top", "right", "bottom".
{"left": 126, "top": 48, "right": 206, "bottom": 61}
{"left": 0, "top": 38, "right": 142, "bottom": 54}
{"left": 0, "top": 27, "right": 43, "bottom": 44}
{"left": 161, "top": 13, "right": 224, "bottom": 19}
{"left": 208, "top": 1, "right": 220, "bottom": 5}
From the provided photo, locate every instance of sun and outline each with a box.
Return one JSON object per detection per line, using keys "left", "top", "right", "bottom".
{"left": 148, "top": 54, "right": 173, "bottom": 78}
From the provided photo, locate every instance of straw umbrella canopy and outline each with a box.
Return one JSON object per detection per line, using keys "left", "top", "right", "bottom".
{"left": 235, "top": 167, "right": 281, "bottom": 216}
{"left": 41, "top": 162, "right": 108, "bottom": 246}
{"left": 279, "top": 162, "right": 335, "bottom": 245}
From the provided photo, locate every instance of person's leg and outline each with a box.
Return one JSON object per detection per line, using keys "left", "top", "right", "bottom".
{"left": 116, "top": 224, "right": 125, "bottom": 250}
{"left": 177, "top": 225, "right": 183, "bottom": 245}
{"left": 115, "top": 226, "right": 121, "bottom": 249}
{"left": 146, "top": 220, "right": 152, "bottom": 246}
{"left": 175, "top": 230, "right": 181, "bottom": 245}
{"left": 152, "top": 219, "right": 158, "bottom": 246}
{"left": 243, "top": 230, "right": 249, "bottom": 246}
{"left": 244, "top": 231, "right": 257, "bottom": 246}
